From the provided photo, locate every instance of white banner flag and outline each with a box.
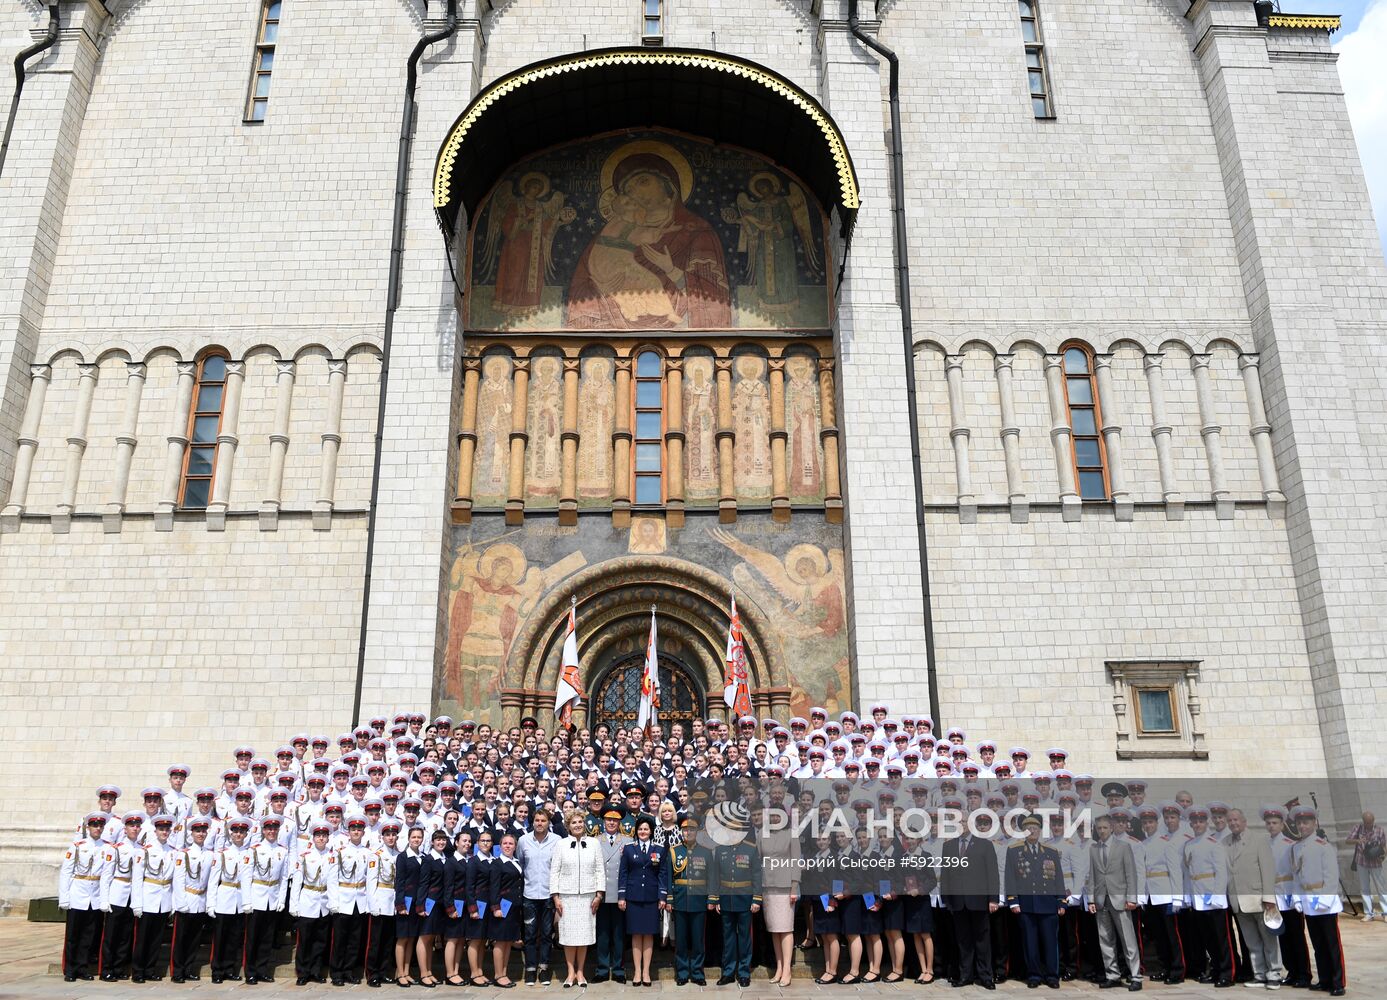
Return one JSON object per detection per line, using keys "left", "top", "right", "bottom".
{"left": 554, "top": 598, "right": 581, "bottom": 729}
{"left": 637, "top": 607, "right": 660, "bottom": 735}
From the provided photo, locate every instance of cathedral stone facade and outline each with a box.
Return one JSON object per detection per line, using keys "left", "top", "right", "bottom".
{"left": 1, "top": 0, "right": 1383, "bottom": 900}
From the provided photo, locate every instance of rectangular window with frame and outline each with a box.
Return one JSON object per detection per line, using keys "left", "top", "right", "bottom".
{"left": 180, "top": 355, "right": 228, "bottom": 509}
{"left": 245, "top": 0, "right": 280, "bottom": 123}
{"left": 1107, "top": 660, "right": 1207, "bottom": 760}
{"left": 1018, "top": 0, "right": 1055, "bottom": 119}
{"left": 632, "top": 351, "right": 664, "bottom": 506}
{"left": 1135, "top": 687, "right": 1177, "bottom": 735}
{"left": 642, "top": 0, "right": 663, "bottom": 42}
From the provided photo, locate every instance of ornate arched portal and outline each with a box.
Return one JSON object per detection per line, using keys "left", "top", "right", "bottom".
{"left": 591, "top": 652, "right": 704, "bottom": 738}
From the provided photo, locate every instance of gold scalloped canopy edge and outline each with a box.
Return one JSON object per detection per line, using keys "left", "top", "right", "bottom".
{"left": 433, "top": 50, "right": 860, "bottom": 216}
{"left": 1267, "top": 13, "right": 1341, "bottom": 31}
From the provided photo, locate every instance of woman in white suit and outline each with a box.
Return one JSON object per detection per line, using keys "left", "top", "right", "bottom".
{"left": 550, "top": 826, "right": 606, "bottom": 987}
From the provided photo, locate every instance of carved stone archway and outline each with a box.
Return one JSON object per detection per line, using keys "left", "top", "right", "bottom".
{"left": 499, "top": 556, "right": 790, "bottom": 730}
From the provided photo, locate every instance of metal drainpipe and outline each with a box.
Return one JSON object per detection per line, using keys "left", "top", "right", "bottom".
{"left": 847, "top": 0, "right": 941, "bottom": 722}
{"left": 352, "top": 0, "right": 459, "bottom": 726}
{"left": 0, "top": 4, "right": 60, "bottom": 181}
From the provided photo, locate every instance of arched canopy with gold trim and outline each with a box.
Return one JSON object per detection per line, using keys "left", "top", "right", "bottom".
{"left": 433, "top": 48, "right": 860, "bottom": 241}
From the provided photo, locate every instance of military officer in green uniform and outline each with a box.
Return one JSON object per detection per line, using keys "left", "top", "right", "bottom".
{"left": 583, "top": 790, "right": 607, "bottom": 838}
{"left": 709, "top": 818, "right": 762, "bottom": 987}
{"left": 670, "top": 818, "right": 713, "bottom": 986}
{"left": 619, "top": 783, "right": 654, "bottom": 839}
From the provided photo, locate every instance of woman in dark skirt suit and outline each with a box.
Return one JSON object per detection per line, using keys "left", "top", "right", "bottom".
{"left": 394, "top": 827, "right": 428, "bottom": 987}
{"left": 488, "top": 832, "right": 524, "bottom": 988}
{"left": 841, "top": 827, "right": 884, "bottom": 984}
{"left": 441, "top": 831, "right": 473, "bottom": 985}
{"left": 618, "top": 817, "right": 669, "bottom": 986}
{"left": 415, "top": 828, "right": 450, "bottom": 987}
{"left": 806, "top": 833, "right": 843, "bottom": 984}
{"left": 464, "top": 830, "right": 493, "bottom": 986}
{"left": 901, "top": 834, "right": 937, "bottom": 984}
{"left": 874, "top": 826, "right": 908, "bottom": 982}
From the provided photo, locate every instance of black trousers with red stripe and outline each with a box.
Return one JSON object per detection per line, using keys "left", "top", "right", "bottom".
{"left": 1176, "top": 908, "right": 1205, "bottom": 979}
{"left": 63, "top": 907, "right": 103, "bottom": 977}
{"left": 1197, "top": 908, "right": 1234, "bottom": 983}
{"left": 366, "top": 915, "right": 397, "bottom": 982}
{"left": 170, "top": 912, "right": 207, "bottom": 979}
{"left": 99, "top": 903, "right": 134, "bottom": 976}
{"left": 1142, "top": 904, "right": 1184, "bottom": 980}
{"left": 1305, "top": 913, "right": 1345, "bottom": 991}
{"left": 1278, "top": 909, "right": 1311, "bottom": 984}
{"left": 133, "top": 911, "right": 170, "bottom": 979}
{"left": 245, "top": 909, "right": 279, "bottom": 979}
{"left": 210, "top": 912, "right": 246, "bottom": 979}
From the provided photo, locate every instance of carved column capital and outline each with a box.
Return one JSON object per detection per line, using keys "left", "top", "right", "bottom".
{"left": 1237, "top": 353, "right": 1261, "bottom": 372}
{"left": 126, "top": 362, "right": 148, "bottom": 380}
{"left": 176, "top": 361, "right": 198, "bottom": 379}
{"left": 77, "top": 363, "right": 99, "bottom": 380}
{"left": 275, "top": 359, "right": 297, "bottom": 378}
{"left": 993, "top": 353, "right": 1015, "bottom": 373}
{"left": 327, "top": 358, "right": 348, "bottom": 377}
{"left": 29, "top": 364, "right": 52, "bottom": 382}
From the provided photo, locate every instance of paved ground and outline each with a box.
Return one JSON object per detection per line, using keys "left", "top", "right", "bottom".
{"left": 2, "top": 916, "right": 1381, "bottom": 999}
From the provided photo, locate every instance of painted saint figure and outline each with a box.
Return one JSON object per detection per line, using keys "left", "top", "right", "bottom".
{"left": 477, "top": 172, "right": 577, "bottom": 314}
{"left": 731, "top": 355, "right": 771, "bottom": 499}
{"left": 683, "top": 356, "right": 718, "bottom": 501}
{"left": 721, "top": 173, "right": 822, "bottom": 316}
{"left": 784, "top": 355, "right": 823, "bottom": 501}
{"left": 526, "top": 356, "right": 562, "bottom": 500}
{"left": 474, "top": 356, "right": 514, "bottom": 506}
{"left": 566, "top": 142, "right": 733, "bottom": 330}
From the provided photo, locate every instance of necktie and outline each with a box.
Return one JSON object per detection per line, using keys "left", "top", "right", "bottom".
{"left": 1099, "top": 843, "right": 1108, "bottom": 867}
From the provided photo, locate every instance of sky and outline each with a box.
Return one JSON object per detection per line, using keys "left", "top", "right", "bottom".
{"left": 1294, "top": 0, "right": 1387, "bottom": 258}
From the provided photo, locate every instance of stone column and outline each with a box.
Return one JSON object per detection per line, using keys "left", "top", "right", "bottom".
{"left": 0, "top": 364, "right": 51, "bottom": 531}
{"left": 1142, "top": 353, "right": 1184, "bottom": 519}
{"left": 155, "top": 361, "right": 198, "bottom": 531}
{"left": 944, "top": 354, "right": 975, "bottom": 522}
{"left": 205, "top": 360, "right": 245, "bottom": 531}
{"left": 664, "top": 357, "right": 686, "bottom": 527}
{"left": 314, "top": 358, "right": 347, "bottom": 530}
{"left": 767, "top": 357, "right": 790, "bottom": 522}
{"left": 993, "top": 354, "right": 1027, "bottom": 522}
{"left": 817, "top": 358, "right": 843, "bottom": 523}
{"left": 104, "top": 361, "right": 148, "bottom": 532}
{"left": 1043, "top": 354, "right": 1080, "bottom": 521}
{"left": 505, "top": 358, "right": 530, "bottom": 526}
{"left": 1092, "top": 354, "right": 1133, "bottom": 521}
{"left": 559, "top": 357, "right": 580, "bottom": 526}
{"left": 612, "top": 357, "right": 632, "bottom": 528}
{"left": 1237, "top": 353, "right": 1286, "bottom": 513}
{"left": 452, "top": 357, "right": 481, "bottom": 524}
{"left": 260, "top": 359, "right": 296, "bottom": 530}
{"left": 1190, "top": 354, "right": 1232, "bottom": 519}
{"left": 53, "top": 363, "right": 99, "bottom": 531}
{"left": 715, "top": 357, "right": 736, "bottom": 523}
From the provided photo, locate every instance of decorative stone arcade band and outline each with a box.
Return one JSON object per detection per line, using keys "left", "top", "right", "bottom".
{"left": 452, "top": 339, "right": 842, "bottom": 529}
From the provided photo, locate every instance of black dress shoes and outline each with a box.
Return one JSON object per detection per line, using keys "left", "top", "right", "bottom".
{"left": 738, "top": 978, "right": 750, "bottom": 988}
{"left": 716, "top": 976, "right": 735, "bottom": 986}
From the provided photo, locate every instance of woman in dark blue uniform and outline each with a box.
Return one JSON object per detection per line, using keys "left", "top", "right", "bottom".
{"left": 618, "top": 817, "right": 669, "bottom": 986}
{"left": 415, "top": 828, "right": 449, "bottom": 987}
{"left": 442, "top": 831, "right": 472, "bottom": 985}
{"left": 807, "top": 832, "right": 843, "bottom": 984}
{"left": 394, "top": 826, "right": 427, "bottom": 988}
{"left": 840, "top": 825, "right": 883, "bottom": 984}
{"left": 901, "top": 833, "right": 937, "bottom": 984}
{"left": 874, "top": 825, "right": 907, "bottom": 982}
{"left": 488, "top": 832, "right": 524, "bottom": 988}
{"left": 464, "top": 830, "right": 493, "bottom": 986}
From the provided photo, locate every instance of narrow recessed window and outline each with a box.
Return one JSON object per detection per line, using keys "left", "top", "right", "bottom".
{"left": 181, "top": 354, "right": 228, "bottom": 509}
{"left": 1061, "top": 344, "right": 1107, "bottom": 501}
{"left": 245, "top": 0, "right": 280, "bottom": 123}
{"left": 642, "top": 0, "right": 662, "bottom": 41}
{"left": 632, "top": 351, "right": 664, "bottom": 506}
{"left": 1018, "top": 0, "right": 1054, "bottom": 119}
{"left": 1135, "top": 687, "right": 1178, "bottom": 735}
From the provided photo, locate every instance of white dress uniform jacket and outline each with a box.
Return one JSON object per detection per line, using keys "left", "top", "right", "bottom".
{"left": 1290, "top": 835, "right": 1343, "bottom": 916}
{"left": 208, "top": 845, "right": 250, "bottom": 916}
{"left": 1183, "top": 833, "right": 1230, "bottom": 910}
{"left": 173, "top": 844, "right": 214, "bottom": 914}
{"left": 134, "top": 842, "right": 177, "bottom": 915}
{"left": 245, "top": 842, "right": 291, "bottom": 912}
{"left": 1269, "top": 832, "right": 1299, "bottom": 911}
{"left": 291, "top": 847, "right": 336, "bottom": 918}
{"left": 1143, "top": 831, "right": 1189, "bottom": 907}
{"left": 59, "top": 836, "right": 108, "bottom": 911}
{"left": 330, "top": 842, "right": 376, "bottom": 914}
{"left": 369, "top": 846, "right": 400, "bottom": 917}
{"left": 100, "top": 839, "right": 140, "bottom": 909}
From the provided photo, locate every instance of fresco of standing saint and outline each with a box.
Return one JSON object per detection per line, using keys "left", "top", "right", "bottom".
{"left": 476, "top": 172, "right": 577, "bottom": 315}
{"left": 722, "top": 173, "right": 822, "bottom": 319}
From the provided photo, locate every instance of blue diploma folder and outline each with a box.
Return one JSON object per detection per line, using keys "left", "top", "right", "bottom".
{"left": 424, "top": 898, "right": 435, "bottom": 915}
{"left": 453, "top": 898, "right": 465, "bottom": 915}
{"left": 819, "top": 894, "right": 833, "bottom": 910}
{"left": 863, "top": 893, "right": 877, "bottom": 909}
{"left": 831, "top": 880, "right": 844, "bottom": 895}
{"left": 404, "top": 895, "right": 413, "bottom": 910}
{"left": 499, "top": 898, "right": 512, "bottom": 918}
{"left": 879, "top": 880, "right": 892, "bottom": 897}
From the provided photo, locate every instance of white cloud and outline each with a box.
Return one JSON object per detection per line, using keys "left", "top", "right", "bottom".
{"left": 1334, "top": 0, "right": 1387, "bottom": 259}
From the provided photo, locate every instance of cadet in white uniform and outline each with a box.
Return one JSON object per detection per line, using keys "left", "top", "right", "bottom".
{"left": 131, "top": 814, "right": 177, "bottom": 982}
{"left": 170, "top": 817, "right": 214, "bottom": 983}
{"left": 1182, "top": 805, "right": 1234, "bottom": 987}
{"left": 330, "top": 816, "right": 377, "bottom": 985}
{"left": 207, "top": 816, "right": 251, "bottom": 984}
{"left": 1263, "top": 805, "right": 1312, "bottom": 988}
{"left": 1290, "top": 806, "right": 1345, "bottom": 996}
{"left": 292, "top": 821, "right": 337, "bottom": 986}
{"left": 98, "top": 812, "right": 144, "bottom": 981}
{"left": 244, "top": 815, "right": 291, "bottom": 984}
{"left": 367, "top": 820, "right": 403, "bottom": 987}
{"left": 59, "top": 813, "right": 110, "bottom": 982}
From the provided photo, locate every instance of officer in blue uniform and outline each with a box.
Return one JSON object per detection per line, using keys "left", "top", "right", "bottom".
{"left": 1005, "top": 813, "right": 1067, "bottom": 989}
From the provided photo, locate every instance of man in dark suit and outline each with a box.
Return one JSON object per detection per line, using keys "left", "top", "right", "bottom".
{"left": 941, "top": 814, "right": 1002, "bottom": 989}
{"left": 1006, "top": 814, "right": 1066, "bottom": 989}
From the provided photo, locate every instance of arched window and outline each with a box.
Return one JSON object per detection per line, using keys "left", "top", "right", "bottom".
{"left": 593, "top": 652, "right": 703, "bottom": 737}
{"left": 180, "top": 354, "right": 228, "bottom": 509}
{"left": 632, "top": 350, "right": 664, "bottom": 506}
{"left": 1061, "top": 344, "right": 1107, "bottom": 501}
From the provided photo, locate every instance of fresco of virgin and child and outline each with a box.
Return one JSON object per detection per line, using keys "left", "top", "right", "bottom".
{"left": 465, "top": 130, "right": 831, "bottom": 332}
